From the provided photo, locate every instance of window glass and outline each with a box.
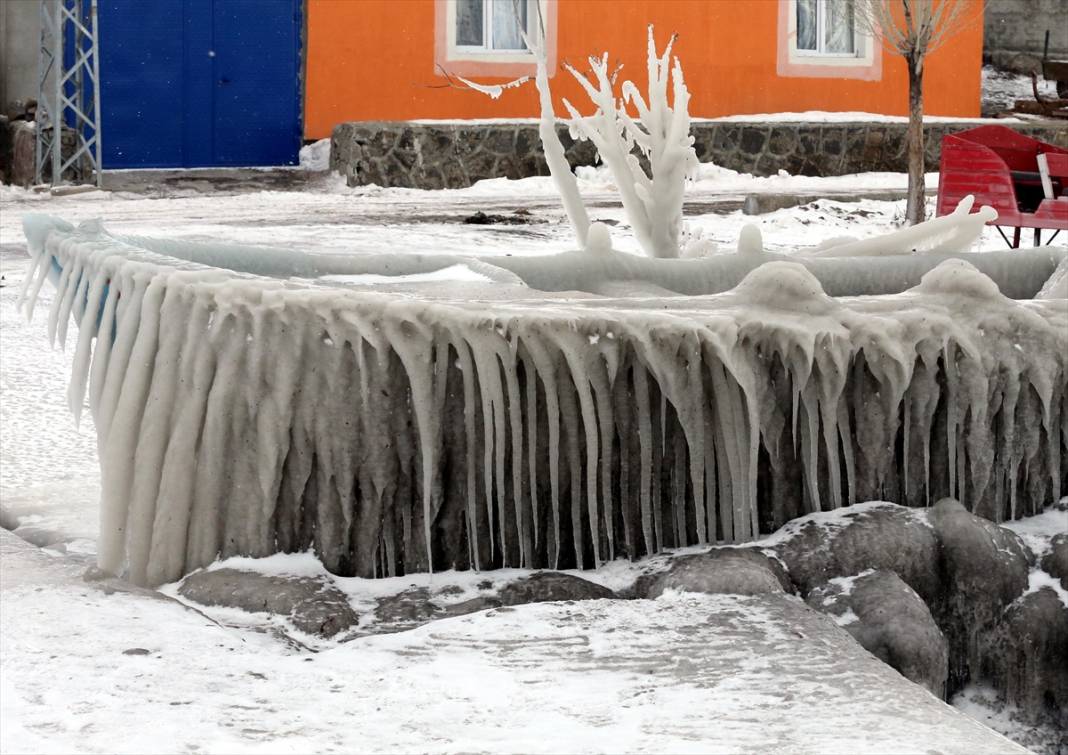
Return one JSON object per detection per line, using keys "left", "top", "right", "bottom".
{"left": 797, "top": 0, "right": 817, "bottom": 51}
{"left": 456, "top": 0, "right": 484, "bottom": 47}
{"left": 491, "top": 0, "right": 528, "bottom": 50}
{"left": 824, "top": 0, "right": 856, "bottom": 54}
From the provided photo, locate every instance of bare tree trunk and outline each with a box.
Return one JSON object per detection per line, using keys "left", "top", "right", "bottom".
{"left": 905, "top": 54, "right": 926, "bottom": 225}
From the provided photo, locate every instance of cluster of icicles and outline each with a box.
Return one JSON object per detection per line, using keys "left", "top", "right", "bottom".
{"left": 21, "top": 215, "right": 1068, "bottom": 586}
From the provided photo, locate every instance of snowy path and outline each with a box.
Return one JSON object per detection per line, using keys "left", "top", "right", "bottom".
{"left": 0, "top": 530, "right": 1025, "bottom": 755}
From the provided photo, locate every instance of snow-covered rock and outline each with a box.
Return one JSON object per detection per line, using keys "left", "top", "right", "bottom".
{"left": 807, "top": 569, "right": 948, "bottom": 697}
{"left": 927, "top": 498, "right": 1033, "bottom": 693}
{"left": 177, "top": 567, "right": 359, "bottom": 638}
{"left": 639, "top": 548, "right": 791, "bottom": 598}
{"left": 768, "top": 503, "right": 942, "bottom": 604}
{"left": 982, "top": 587, "right": 1068, "bottom": 734}
{"left": 1044, "top": 533, "right": 1068, "bottom": 591}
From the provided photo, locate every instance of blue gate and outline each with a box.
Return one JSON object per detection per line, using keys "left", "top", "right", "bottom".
{"left": 97, "top": 0, "right": 302, "bottom": 168}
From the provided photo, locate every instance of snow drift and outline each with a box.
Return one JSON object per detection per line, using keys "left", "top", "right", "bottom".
{"left": 20, "top": 214, "right": 1068, "bottom": 586}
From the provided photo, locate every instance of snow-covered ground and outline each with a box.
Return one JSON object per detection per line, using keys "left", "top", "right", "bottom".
{"left": 3, "top": 527, "right": 1032, "bottom": 755}
{"left": 0, "top": 163, "right": 1018, "bottom": 262}
{"left": 981, "top": 65, "right": 1060, "bottom": 117}
{"left": 0, "top": 168, "right": 1062, "bottom": 754}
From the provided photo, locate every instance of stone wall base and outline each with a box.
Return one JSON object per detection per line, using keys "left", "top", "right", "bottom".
{"left": 331, "top": 119, "right": 1068, "bottom": 190}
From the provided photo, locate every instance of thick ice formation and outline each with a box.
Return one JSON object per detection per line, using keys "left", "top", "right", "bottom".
{"left": 20, "top": 215, "right": 1068, "bottom": 586}
{"left": 807, "top": 195, "right": 997, "bottom": 258}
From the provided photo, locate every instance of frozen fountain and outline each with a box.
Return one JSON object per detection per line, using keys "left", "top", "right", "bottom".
{"left": 19, "top": 211, "right": 1068, "bottom": 587}
{"left": 18, "top": 29, "right": 1068, "bottom": 587}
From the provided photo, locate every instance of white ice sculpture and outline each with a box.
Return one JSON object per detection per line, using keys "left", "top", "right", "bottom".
{"left": 457, "top": 24, "right": 697, "bottom": 258}
{"left": 560, "top": 28, "right": 699, "bottom": 258}
{"left": 20, "top": 214, "right": 1067, "bottom": 587}
{"left": 806, "top": 196, "right": 998, "bottom": 258}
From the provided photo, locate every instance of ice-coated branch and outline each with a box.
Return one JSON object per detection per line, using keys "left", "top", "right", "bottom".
{"left": 521, "top": 23, "right": 592, "bottom": 249}
{"left": 805, "top": 195, "right": 998, "bottom": 258}
{"left": 441, "top": 13, "right": 698, "bottom": 258}
{"left": 564, "top": 27, "right": 698, "bottom": 258}
{"left": 453, "top": 74, "right": 531, "bottom": 100}
{"left": 439, "top": 3, "right": 591, "bottom": 249}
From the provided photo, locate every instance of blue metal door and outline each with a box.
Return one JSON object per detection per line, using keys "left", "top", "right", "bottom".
{"left": 98, "top": 0, "right": 302, "bottom": 168}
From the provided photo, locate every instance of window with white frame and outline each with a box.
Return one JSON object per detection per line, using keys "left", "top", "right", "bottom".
{"left": 796, "top": 0, "right": 858, "bottom": 56}
{"left": 454, "top": 0, "right": 538, "bottom": 54}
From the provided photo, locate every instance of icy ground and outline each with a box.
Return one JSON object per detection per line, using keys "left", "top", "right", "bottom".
{"left": 0, "top": 168, "right": 1061, "bottom": 753}
{"left": 981, "top": 65, "right": 1060, "bottom": 117}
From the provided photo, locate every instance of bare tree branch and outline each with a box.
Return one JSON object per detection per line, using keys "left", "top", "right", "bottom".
{"left": 855, "top": 0, "right": 982, "bottom": 58}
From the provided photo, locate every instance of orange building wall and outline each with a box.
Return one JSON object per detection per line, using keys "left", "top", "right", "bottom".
{"left": 304, "top": 0, "right": 984, "bottom": 140}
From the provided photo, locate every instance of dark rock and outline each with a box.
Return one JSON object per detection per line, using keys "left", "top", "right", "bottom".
{"left": 513, "top": 126, "right": 538, "bottom": 157}
{"left": 711, "top": 124, "right": 739, "bottom": 153}
{"left": 375, "top": 587, "right": 448, "bottom": 629}
{"left": 462, "top": 210, "right": 533, "bottom": 225}
{"left": 820, "top": 126, "right": 847, "bottom": 156}
{"left": 739, "top": 127, "right": 767, "bottom": 156}
{"left": 122, "top": 647, "right": 152, "bottom": 656}
{"left": 494, "top": 155, "right": 522, "bottom": 179}
{"left": 981, "top": 586, "right": 1068, "bottom": 730}
{"left": 370, "top": 574, "right": 611, "bottom": 634}
{"left": 773, "top": 503, "right": 941, "bottom": 604}
{"left": 497, "top": 571, "right": 615, "bottom": 605}
{"left": 797, "top": 129, "right": 820, "bottom": 156}
{"left": 455, "top": 148, "right": 496, "bottom": 181}
{"left": 927, "top": 498, "right": 1032, "bottom": 693}
{"left": 692, "top": 128, "right": 716, "bottom": 162}
{"left": 439, "top": 158, "right": 470, "bottom": 188}
{"left": 766, "top": 127, "right": 798, "bottom": 157}
{"left": 0, "top": 507, "right": 18, "bottom": 531}
{"left": 452, "top": 127, "right": 486, "bottom": 156}
{"left": 641, "top": 548, "right": 792, "bottom": 599}
{"left": 178, "top": 568, "right": 358, "bottom": 638}
{"left": 1043, "top": 533, "right": 1068, "bottom": 591}
{"left": 482, "top": 127, "right": 517, "bottom": 156}
{"left": 752, "top": 154, "right": 781, "bottom": 177}
{"left": 358, "top": 125, "right": 398, "bottom": 156}
{"left": 807, "top": 569, "right": 948, "bottom": 696}
{"left": 391, "top": 144, "right": 419, "bottom": 171}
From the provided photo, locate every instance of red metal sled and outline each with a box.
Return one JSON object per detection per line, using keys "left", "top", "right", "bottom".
{"left": 936, "top": 125, "right": 1068, "bottom": 247}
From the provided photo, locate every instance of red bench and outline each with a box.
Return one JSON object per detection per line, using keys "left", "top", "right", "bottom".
{"left": 936, "top": 125, "right": 1068, "bottom": 247}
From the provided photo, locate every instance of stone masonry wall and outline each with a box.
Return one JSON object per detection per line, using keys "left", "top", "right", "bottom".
{"left": 984, "top": 0, "right": 1068, "bottom": 57}
{"left": 331, "top": 119, "right": 1068, "bottom": 190}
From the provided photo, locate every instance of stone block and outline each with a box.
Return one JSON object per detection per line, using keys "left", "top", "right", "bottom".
{"left": 739, "top": 126, "right": 768, "bottom": 156}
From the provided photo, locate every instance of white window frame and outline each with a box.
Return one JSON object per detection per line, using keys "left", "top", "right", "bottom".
{"left": 795, "top": 0, "right": 859, "bottom": 57}
{"left": 786, "top": 0, "right": 874, "bottom": 68}
{"left": 447, "top": 0, "right": 542, "bottom": 62}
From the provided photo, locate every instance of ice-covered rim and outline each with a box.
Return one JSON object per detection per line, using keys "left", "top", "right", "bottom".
{"left": 19, "top": 214, "right": 1068, "bottom": 587}
{"left": 23, "top": 212, "right": 1068, "bottom": 300}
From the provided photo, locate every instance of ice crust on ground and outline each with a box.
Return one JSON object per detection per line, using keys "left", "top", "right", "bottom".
{"left": 0, "top": 528, "right": 1028, "bottom": 755}
{"left": 19, "top": 213, "right": 1068, "bottom": 586}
